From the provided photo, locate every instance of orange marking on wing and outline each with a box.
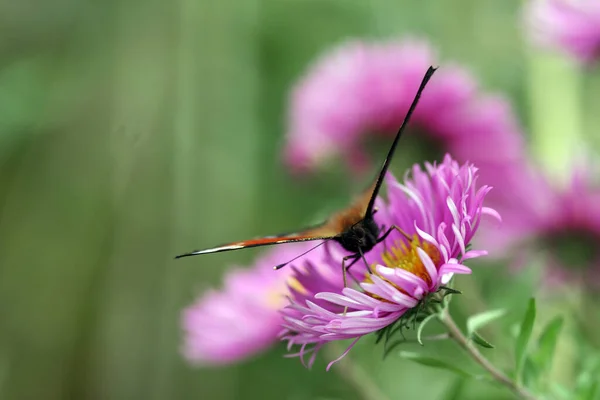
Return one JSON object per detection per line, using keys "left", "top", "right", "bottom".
{"left": 176, "top": 182, "right": 378, "bottom": 259}
{"left": 308, "top": 181, "right": 377, "bottom": 235}
{"left": 228, "top": 233, "right": 330, "bottom": 247}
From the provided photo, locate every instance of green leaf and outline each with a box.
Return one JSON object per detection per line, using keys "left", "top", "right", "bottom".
{"left": 439, "top": 286, "right": 463, "bottom": 295}
{"left": 522, "top": 357, "right": 539, "bottom": 389}
{"left": 374, "top": 325, "right": 388, "bottom": 345}
{"left": 399, "top": 351, "right": 474, "bottom": 379}
{"left": 515, "top": 298, "right": 536, "bottom": 380}
{"left": 385, "top": 319, "right": 405, "bottom": 343}
{"left": 442, "top": 378, "right": 466, "bottom": 400}
{"left": 471, "top": 331, "right": 494, "bottom": 349}
{"left": 466, "top": 309, "right": 506, "bottom": 336}
{"left": 439, "top": 283, "right": 461, "bottom": 307}
{"left": 531, "top": 316, "right": 564, "bottom": 373}
{"left": 417, "top": 314, "right": 437, "bottom": 345}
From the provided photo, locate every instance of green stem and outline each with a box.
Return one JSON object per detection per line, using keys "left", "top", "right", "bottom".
{"left": 325, "top": 343, "right": 390, "bottom": 400}
{"left": 437, "top": 309, "right": 539, "bottom": 400}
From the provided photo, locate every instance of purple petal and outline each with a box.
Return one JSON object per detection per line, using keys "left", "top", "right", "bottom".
{"left": 452, "top": 223, "right": 466, "bottom": 256}
{"left": 446, "top": 197, "right": 461, "bottom": 227}
{"left": 439, "top": 262, "right": 472, "bottom": 276}
{"left": 482, "top": 206, "right": 502, "bottom": 222}
{"left": 416, "top": 247, "right": 438, "bottom": 284}
{"left": 414, "top": 222, "right": 440, "bottom": 248}
{"left": 375, "top": 265, "right": 429, "bottom": 299}
{"left": 462, "top": 250, "right": 488, "bottom": 260}
{"left": 326, "top": 338, "right": 361, "bottom": 371}
{"left": 315, "top": 292, "right": 372, "bottom": 310}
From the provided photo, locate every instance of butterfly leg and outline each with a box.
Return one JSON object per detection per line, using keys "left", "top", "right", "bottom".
{"left": 341, "top": 254, "right": 362, "bottom": 316}
{"left": 377, "top": 224, "right": 412, "bottom": 244}
{"left": 357, "top": 248, "right": 372, "bottom": 274}
{"left": 379, "top": 224, "right": 390, "bottom": 253}
{"left": 341, "top": 254, "right": 361, "bottom": 288}
{"left": 379, "top": 224, "right": 386, "bottom": 235}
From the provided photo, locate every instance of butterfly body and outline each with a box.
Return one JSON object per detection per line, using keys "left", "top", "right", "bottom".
{"left": 175, "top": 66, "right": 437, "bottom": 269}
{"left": 333, "top": 215, "right": 379, "bottom": 255}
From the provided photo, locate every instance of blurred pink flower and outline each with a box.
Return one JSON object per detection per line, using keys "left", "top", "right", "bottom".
{"left": 182, "top": 242, "right": 316, "bottom": 364}
{"left": 280, "top": 155, "right": 498, "bottom": 369}
{"left": 283, "top": 38, "right": 526, "bottom": 185}
{"left": 494, "top": 165, "right": 600, "bottom": 288}
{"left": 524, "top": 0, "right": 600, "bottom": 63}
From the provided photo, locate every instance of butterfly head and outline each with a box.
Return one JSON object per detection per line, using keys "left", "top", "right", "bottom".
{"left": 335, "top": 217, "right": 380, "bottom": 254}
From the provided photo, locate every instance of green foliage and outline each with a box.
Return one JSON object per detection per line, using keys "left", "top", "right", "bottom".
{"left": 530, "top": 316, "right": 564, "bottom": 377}
{"left": 466, "top": 308, "right": 506, "bottom": 349}
{"left": 466, "top": 309, "right": 507, "bottom": 335}
{"left": 417, "top": 314, "right": 438, "bottom": 345}
{"left": 442, "top": 378, "right": 467, "bottom": 400}
{"left": 470, "top": 332, "right": 494, "bottom": 349}
{"left": 574, "top": 355, "right": 600, "bottom": 400}
{"left": 375, "top": 285, "right": 460, "bottom": 357}
{"left": 399, "top": 351, "right": 477, "bottom": 379}
{"left": 515, "top": 298, "right": 537, "bottom": 381}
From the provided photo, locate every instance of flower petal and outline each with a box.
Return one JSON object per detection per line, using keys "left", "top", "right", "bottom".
{"left": 417, "top": 247, "right": 439, "bottom": 284}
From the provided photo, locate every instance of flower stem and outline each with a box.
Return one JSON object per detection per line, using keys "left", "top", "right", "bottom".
{"left": 326, "top": 343, "right": 390, "bottom": 400}
{"left": 437, "top": 309, "right": 539, "bottom": 400}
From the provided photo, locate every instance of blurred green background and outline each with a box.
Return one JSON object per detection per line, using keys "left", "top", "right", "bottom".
{"left": 1, "top": 0, "right": 597, "bottom": 399}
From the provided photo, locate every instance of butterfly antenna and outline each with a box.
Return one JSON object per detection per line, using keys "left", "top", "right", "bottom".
{"left": 365, "top": 66, "right": 438, "bottom": 216}
{"left": 273, "top": 239, "right": 332, "bottom": 270}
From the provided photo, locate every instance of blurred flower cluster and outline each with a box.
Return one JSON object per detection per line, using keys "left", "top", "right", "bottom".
{"left": 525, "top": 0, "right": 600, "bottom": 64}
{"left": 181, "top": 2, "right": 600, "bottom": 398}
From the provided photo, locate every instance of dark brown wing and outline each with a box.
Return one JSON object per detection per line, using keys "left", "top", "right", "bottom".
{"left": 175, "top": 181, "right": 377, "bottom": 260}
{"left": 174, "top": 183, "right": 376, "bottom": 260}
{"left": 313, "top": 181, "right": 376, "bottom": 234}
{"left": 175, "top": 67, "right": 437, "bottom": 261}
{"left": 174, "top": 231, "right": 336, "bottom": 259}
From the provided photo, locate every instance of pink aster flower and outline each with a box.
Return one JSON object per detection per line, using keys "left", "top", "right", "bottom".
{"left": 283, "top": 38, "right": 526, "bottom": 187}
{"left": 280, "top": 155, "right": 499, "bottom": 369}
{"left": 525, "top": 0, "right": 600, "bottom": 64}
{"left": 494, "top": 165, "right": 600, "bottom": 288}
{"left": 182, "top": 242, "right": 316, "bottom": 364}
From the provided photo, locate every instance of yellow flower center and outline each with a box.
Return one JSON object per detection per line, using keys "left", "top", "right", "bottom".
{"left": 266, "top": 236, "right": 443, "bottom": 307}
{"left": 364, "top": 235, "right": 441, "bottom": 291}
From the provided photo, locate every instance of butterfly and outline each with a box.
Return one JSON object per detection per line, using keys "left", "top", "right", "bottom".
{"left": 176, "top": 66, "right": 437, "bottom": 284}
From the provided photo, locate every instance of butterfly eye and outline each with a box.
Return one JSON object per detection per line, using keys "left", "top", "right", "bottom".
{"left": 354, "top": 227, "right": 366, "bottom": 238}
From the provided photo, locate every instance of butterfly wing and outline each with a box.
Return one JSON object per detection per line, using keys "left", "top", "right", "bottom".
{"left": 175, "top": 181, "right": 381, "bottom": 260}
{"left": 174, "top": 225, "right": 337, "bottom": 259}
{"left": 175, "top": 68, "right": 436, "bottom": 262}
{"left": 315, "top": 181, "right": 377, "bottom": 234}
